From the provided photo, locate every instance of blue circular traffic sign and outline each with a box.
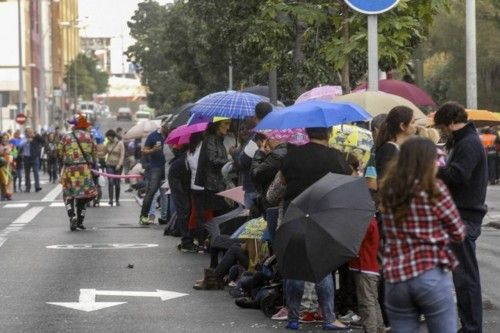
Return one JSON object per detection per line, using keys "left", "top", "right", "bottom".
{"left": 345, "top": 0, "right": 400, "bottom": 15}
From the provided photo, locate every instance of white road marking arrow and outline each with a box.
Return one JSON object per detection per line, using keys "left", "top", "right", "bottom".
{"left": 47, "top": 288, "right": 188, "bottom": 312}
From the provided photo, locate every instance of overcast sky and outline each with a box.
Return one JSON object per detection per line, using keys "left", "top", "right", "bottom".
{"left": 79, "top": 0, "right": 172, "bottom": 73}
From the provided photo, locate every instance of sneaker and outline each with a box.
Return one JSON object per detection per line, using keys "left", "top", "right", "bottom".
{"left": 180, "top": 243, "right": 198, "bottom": 253}
{"left": 323, "top": 321, "right": 351, "bottom": 331}
{"left": 339, "top": 310, "right": 361, "bottom": 324}
{"left": 272, "top": 307, "right": 288, "bottom": 321}
{"left": 69, "top": 217, "right": 77, "bottom": 231}
{"left": 286, "top": 320, "right": 300, "bottom": 330}
{"left": 148, "top": 214, "right": 156, "bottom": 223}
{"left": 197, "top": 245, "right": 208, "bottom": 254}
{"left": 158, "top": 218, "right": 168, "bottom": 225}
{"left": 300, "top": 311, "right": 316, "bottom": 323}
{"left": 139, "top": 216, "right": 150, "bottom": 225}
{"left": 76, "top": 223, "right": 86, "bottom": 230}
{"left": 300, "top": 311, "right": 323, "bottom": 323}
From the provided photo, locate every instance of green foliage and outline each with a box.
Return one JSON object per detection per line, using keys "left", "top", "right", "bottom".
{"left": 423, "top": 0, "right": 500, "bottom": 110}
{"left": 64, "top": 53, "right": 109, "bottom": 100}
{"left": 127, "top": 0, "right": 447, "bottom": 110}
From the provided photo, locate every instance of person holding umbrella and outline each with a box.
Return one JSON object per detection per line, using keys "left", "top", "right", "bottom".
{"left": 281, "top": 127, "right": 351, "bottom": 331}
{"left": 378, "top": 137, "right": 465, "bottom": 333}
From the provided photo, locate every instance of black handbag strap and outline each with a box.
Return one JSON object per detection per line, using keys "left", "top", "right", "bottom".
{"left": 71, "top": 132, "right": 94, "bottom": 166}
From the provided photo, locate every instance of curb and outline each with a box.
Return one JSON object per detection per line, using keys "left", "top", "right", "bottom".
{"left": 485, "top": 221, "right": 500, "bottom": 229}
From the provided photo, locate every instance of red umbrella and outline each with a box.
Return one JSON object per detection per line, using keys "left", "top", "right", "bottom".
{"left": 354, "top": 79, "right": 436, "bottom": 107}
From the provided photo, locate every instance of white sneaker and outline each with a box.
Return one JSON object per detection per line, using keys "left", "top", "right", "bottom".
{"left": 339, "top": 310, "right": 361, "bottom": 324}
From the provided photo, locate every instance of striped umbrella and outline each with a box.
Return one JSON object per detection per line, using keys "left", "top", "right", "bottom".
{"left": 191, "top": 91, "right": 269, "bottom": 119}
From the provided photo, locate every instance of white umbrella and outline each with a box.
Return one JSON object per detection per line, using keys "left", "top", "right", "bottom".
{"left": 123, "top": 120, "right": 161, "bottom": 140}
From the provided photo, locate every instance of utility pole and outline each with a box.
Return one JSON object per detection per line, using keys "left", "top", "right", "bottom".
{"left": 39, "top": 0, "right": 46, "bottom": 130}
{"left": 269, "top": 69, "right": 278, "bottom": 106}
{"left": 17, "top": 0, "right": 24, "bottom": 116}
{"left": 466, "top": 0, "right": 477, "bottom": 109}
{"left": 228, "top": 56, "right": 233, "bottom": 91}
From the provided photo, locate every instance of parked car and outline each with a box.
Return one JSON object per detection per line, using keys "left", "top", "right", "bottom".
{"left": 135, "top": 111, "right": 153, "bottom": 122}
{"left": 117, "top": 107, "right": 133, "bottom": 121}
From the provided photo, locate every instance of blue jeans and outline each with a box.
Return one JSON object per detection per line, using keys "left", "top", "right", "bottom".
{"left": 385, "top": 267, "right": 457, "bottom": 333}
{"left": 244, "top": 191, "right": 257, "bottom": 209}
{"left": 140, "top": 167, "right": 164, "bottom": 217}
{"left": 23, "top": 157, "right": 40, "bottom": 191}
{"left": 286, "top": 274, "right": 335, "bottom": 324}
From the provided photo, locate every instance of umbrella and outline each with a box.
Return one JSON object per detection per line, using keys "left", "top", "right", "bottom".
{"left": 329, "top": 125, "right": 373, "bottom": 166}
{"left": 241, "top": 85, "right": 270, "bottom": 98}
{"left": 260, "top": 128, "right": 309, "bottom": 146}
{"left": 465, "top": 109, "right": 500, "bottom": 128}
{"left": 168, "top": 103, "right": 196, "bottom": 129}
{"left": 191, "top": 91, "right": 269, "bottom": 119}
{"left": 255, "top": 100, "right": 372, "bottom": 131}
{"left": 205, "top": 207, "right": 250, "bottom": 249}
{"left": 295, "top": 85, "right": 343, "bottom": 104}
{"left": 217, "top": 186, "right": 246, "bottom": 207}
{"left": 165, "top": 122, "right": 208, "bottom": 145}
{"left": 274, "top": 173, "right": 375, "bottom": 282}
{"left": 230, "top": 217, "right": 268, "bottom": 240}
{"left": 354, "top": 79, "right": 436, "bottom": 107}
{"left": 333, "top": 91, "right": 426, "bottom": 119}
{"left": 123, "top": 119, "right": 161, "bottom": 140}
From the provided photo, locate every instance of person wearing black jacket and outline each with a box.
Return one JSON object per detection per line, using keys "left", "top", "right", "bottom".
{"left": 250, "top": 137, "right": 287, "bottom": 216}
{"left": 20, "top": 127, "right": 45, "bottom": 192}
{"left": 280, "top": 127, "right": 351, "bottom": 330}
{"left": 434, "top": 102, "right": 488, "bottom": 333}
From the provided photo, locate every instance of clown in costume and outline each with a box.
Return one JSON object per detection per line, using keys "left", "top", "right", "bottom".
{"left": 58, "top": 114, "right": 97, "bottom": 231}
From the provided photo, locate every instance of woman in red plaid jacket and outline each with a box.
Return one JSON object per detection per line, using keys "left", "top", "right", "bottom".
{"left": 378, "top": 137, "right": 466, "bottom": 333}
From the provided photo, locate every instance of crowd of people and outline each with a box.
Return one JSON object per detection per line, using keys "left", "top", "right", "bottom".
{"left": 0, "top": 99, "right": 491, "bottom": 332}
{"left": 129, "top": 101, "right": 487, "bottom": 332}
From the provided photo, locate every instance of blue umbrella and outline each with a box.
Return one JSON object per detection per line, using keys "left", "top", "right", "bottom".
{"left": 255, "top": 100, "right": 372, "bottom": 131}
{"left": 191, "top": 91, "right": 269, "bottom": 119}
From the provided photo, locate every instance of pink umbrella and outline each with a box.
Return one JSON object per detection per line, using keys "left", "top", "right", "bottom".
{"left": 166, "top": 122, "right": 208, "bottom": 145}
{"left": 261, "top": 128, "right": 309, "bottom": 146}
{"left": 217, "top": 186, "right": 246, "bottom": 207}
{"left": 295, "top": 85, "right": 342, "bottom": 104}
{"left": 354, "top": 79, "right": 436, "bottom": 107}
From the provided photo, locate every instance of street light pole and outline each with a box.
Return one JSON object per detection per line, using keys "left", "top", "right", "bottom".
{"left": 466, "top": 0, "right": 477, "bottom": 109}
{"left": 17, "top": 0, "right": 24, "bottom": 117}
{"left": 39, "top": 0, "right": 46, "bottom": 130}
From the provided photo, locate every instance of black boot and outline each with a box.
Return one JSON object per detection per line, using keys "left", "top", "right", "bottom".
{"left": 108, "top": 186, "right": 114, "bottom": 206}
{"left": 115, "top": 186, "right": 120, "bottom": 206}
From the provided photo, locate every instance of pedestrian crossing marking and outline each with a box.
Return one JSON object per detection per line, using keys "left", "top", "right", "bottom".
{"left": 4, "top": 203, "right": 29, "bottom": 208}
{"left": 49, "top": 202, "right": 66, "bottom": 207}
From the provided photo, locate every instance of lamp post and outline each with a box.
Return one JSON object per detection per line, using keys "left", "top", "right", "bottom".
{"left": 60, "top": 19, "right": 82, "bottom": 114}
{"left": 17, "top": 0, "right": 24, "bottom": 117}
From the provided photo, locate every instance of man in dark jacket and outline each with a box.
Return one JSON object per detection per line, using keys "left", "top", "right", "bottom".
{"left": 20, "top": 127, "right": 45, "bottom": 192}
{"left": 435, "top": 102, "right": 488, "bottom": 333}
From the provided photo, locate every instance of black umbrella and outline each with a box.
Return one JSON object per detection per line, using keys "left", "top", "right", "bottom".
{"left": 241, "top": 85, "right": 270, "bottom": 98}
{"left": 205, "top": 207, "right": 249, "bottom": 249}
{"left": 168, "top": 103, "right": 195, "bottom": 129}
{"left": 274, "top": 173, "right": 375, "bottom": 283}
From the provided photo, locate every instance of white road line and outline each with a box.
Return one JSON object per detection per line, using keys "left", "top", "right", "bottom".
{"left": 11, "top": 207, "right": 45, "bottom": 224}
{"left": 0, "top": 238, "right": 7, "bottom": 248}
{"left": 4, "top": 203, "right": 29, "bottom": 208}
{"left": 49, "top": 202, "right": 65, "bottom": 207}
{"left": 3, "top": 198, "right": 135, "bottom": 204}
{"left": 41, "top": 184, "right": 62, "bottom": 202}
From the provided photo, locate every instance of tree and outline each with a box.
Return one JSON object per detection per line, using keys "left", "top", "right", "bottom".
{"left": 64, "top": 53, "right": 109, "bottom": 101}
{"left": 423, "top": 0, "right": 500, "bottom": 110}
{"left": 126, "top": 0, "right": 448, "bottom": 111}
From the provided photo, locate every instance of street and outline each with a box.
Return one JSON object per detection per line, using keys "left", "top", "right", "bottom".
{"left": 0, "top": 117, "right": 498, "bottom": 333}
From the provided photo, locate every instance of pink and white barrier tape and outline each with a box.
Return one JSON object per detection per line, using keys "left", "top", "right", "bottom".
{"left": 92, "top": 169, "right": 143, "bottom": 179}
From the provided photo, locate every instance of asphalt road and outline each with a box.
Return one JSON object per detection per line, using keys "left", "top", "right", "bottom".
{"left": 0, "top": 116, "right": 499, "bottom": 332}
